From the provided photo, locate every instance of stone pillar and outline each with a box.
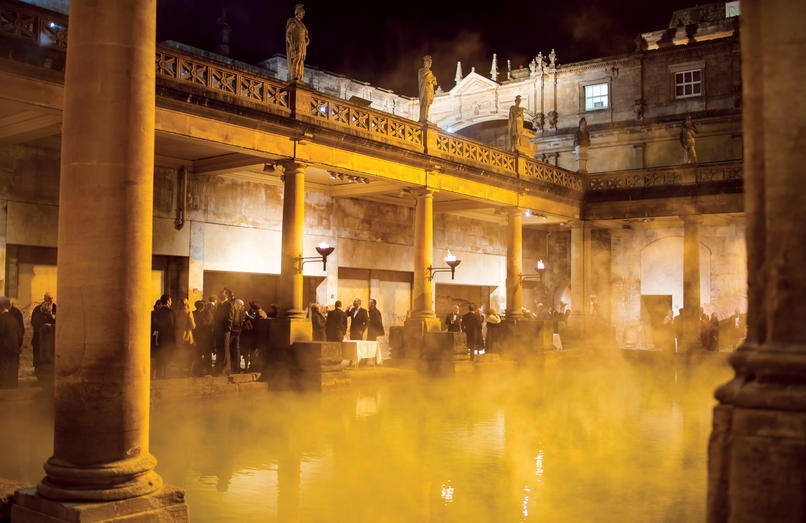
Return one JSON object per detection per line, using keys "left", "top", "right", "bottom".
{"left": 187, "top": 220, "right": 204, "bottom": 304}
{"left": 569, "top": 223, "right": 591, "bottom": 333}
{"left": 505, "top": 208, "right": 523, "bottom": 319}
{"left": 411, "top": 188, "right": 435, "bottom": 319}
{"left": 13, "top": 1, "right": 186, "bottom": 519}
{"left": 270, "top": 160, "right": 312, "bottom": 350}
{"left": 0, "top": 200, "right": 6, "bottom": 295}
{"left": 279, "top": 161, "right": 306, "bottom": 318}
{"left": 681, "top": 215, "right": 702, "bottom": 352}
{"left": 708, "top": 1, "right": 806, "bottom": 521}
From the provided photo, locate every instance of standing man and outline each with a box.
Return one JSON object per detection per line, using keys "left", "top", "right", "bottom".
{"left": 346, "top": 298, "right": 368, "bottom": 340}
{"left": 285, "top": 3, "right": 309, "bottom": 82}
{"left": 152, "top": 294, "right": 175, "bottom": 378}
{"left": 326, "top": 300, "right": 347, "bottom": 342}
{"left": 445, "top": 305, "right": 461, "bottom": 332}
{"left": 418, "top": 55, "right": 438, "bottom": 123}
{"left": 462, "top": 304, "right": 482, "bottom": 359}
{"left": 367, "top": 299, "right": 385, "bottom": 341}
{"left": 31, "top": 292, "right": 56, "bottom": 379}
{"left": 0, "top": 297, "right": 23, "bottom": 388}
{"left": 213, "top": 288, "right": 235, "bottom": 375}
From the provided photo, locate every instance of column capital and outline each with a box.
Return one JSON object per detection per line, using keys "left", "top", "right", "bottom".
{"left": 410, "top": 186, "right": 435, "bottom": 198}
{"left": 277, "top": 159, "right": 311, "bottom": 172}
{"left": 504, "top": 206, "right": 523, "bottom": 217}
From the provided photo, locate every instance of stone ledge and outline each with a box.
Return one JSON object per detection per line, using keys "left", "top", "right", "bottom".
{"left": 11, "top": 486, "right": 188, "bottom": 522}
{"left": 1, "top": 479, "right": 32, "bottom": 522}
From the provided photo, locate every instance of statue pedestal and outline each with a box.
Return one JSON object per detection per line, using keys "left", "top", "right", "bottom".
{"left": 11, "top": 487, "right": 189, "bottom": 522}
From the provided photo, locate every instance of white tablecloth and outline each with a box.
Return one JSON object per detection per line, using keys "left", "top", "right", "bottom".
{"left": 341, "top": 340, "right": 382, "bottom": 366}
{"left": 553, "top": 334, "right": 563, "bottom": 350}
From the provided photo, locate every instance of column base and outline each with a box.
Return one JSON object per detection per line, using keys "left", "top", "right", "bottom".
{"left": 269, "top": 317, "right": 313, "bottom": 350}
{"left": 11, "top": 486, "right": 188, "bottom": 522}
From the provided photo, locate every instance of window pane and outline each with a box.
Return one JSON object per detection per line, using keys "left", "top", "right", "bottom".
{"left": 692, "top": 83, "right": 701, "bottom": 94}
{"left": 685, "top": 84, "right": 692, "bottom": 95}
{"left": 685, "top": 71, "right": 692, "bottom": 82}
{"left": 676, "top": 85, "right": 684, "bottom": 96}
{"left": 693, "top": 70, "right": 701, "bottom": 81}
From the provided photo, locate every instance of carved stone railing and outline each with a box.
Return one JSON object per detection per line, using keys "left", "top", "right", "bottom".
{"left": 587, "top": 161, "right": 743, "bottom": 191}
{"left": 295, "top": 89, "right": 423, "bottom": 152}
{"left": 155, "top": 47, "right": 290, "bottom": 114}
{"left": 523, "top": 157, "right": 585, "bottom": 192}
{"left": 430, "top": 132, "right": 517, "bottom": 174}
{"left": 0, "top": 1, "right": 67, "bottom": 49}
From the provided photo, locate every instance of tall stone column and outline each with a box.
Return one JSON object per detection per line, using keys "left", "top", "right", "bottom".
{"left": 411, "top": 188, "right": 435, "bottom": 319}
{"left": 681, "top": 215, "right": 702, "bottom": 352}
{"left": 708, "top": 1, "right": 806, "bottom": 521}
{"left": 269, "top": 160, "right": 312, "bottom": 353}
{"left": 279, "top": 161, "right": 307, "bottom": 318}
{"left": 505, "top": 208, "right": 523, "bottom": 319}
{"left": 12, "top": 1, "right": 186, "bottom": 519}
{"left": 569, "top": 223, "right": 591, "bottom": 333}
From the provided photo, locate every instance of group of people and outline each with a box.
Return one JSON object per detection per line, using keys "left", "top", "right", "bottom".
{"left": 151, "top": 291, "right": 388, "bottom": 378}
{"left": 308, "top": 298, "right": 384, "bottom": 342}
{"left": 662, "top": 308, "right": 746, "bottom": 352}
{"left": 151, "top": 288, "right": 276, "bottom": 379}
{"left": 444, "top": 304, "right": 503, "bottom": 358}
{"left": 0, "top": 292, "right": 53, "bottom": 389}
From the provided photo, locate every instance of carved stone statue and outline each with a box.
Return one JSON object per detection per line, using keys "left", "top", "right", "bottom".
{"left": 215, "top": 8, "right": 231, "bottom": 57}
{"left": 418, "top": 55, "right": 438, "bottom": 123}
{"left": 285, "top": 4, "right": 309, "bottom": 83}
{"left": 574, "top": 117, "right": 591, "bottom": 147}
{"left": 574, "top": 117, "right": 591, "bottom": 172}
{"left": 680, "top": 115, "right": 698, "bottom": 163}
{"left": 547, "top": 110, "right": 558, "bottom": 129}
{"left": 508, "top": 95, "right": 525, "bottom": 152}
{"left": 548, "top": 48, "right": 557, "bottom": 68}
{"left": 534, "top": 112, "right": 545, "bottom": 132}
{"left": 536, "top": 51, "right": 545, "bottom": 71}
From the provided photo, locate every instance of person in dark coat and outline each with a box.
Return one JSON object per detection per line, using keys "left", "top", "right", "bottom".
{"left": 0, "top": 297, "right": 24, "bottom": 389}
{"left": 444, "top": 305, "right": 461, "bottom": 332}
{"left": 213, "top": 288, "right": 236, "bottom": 375}
{"left": 367, "top": 299, "right": 384, "bottom": 341}
{"left": 152, "top": 294, "right": 175, "bottom": 378}
{"left": 462, "top": 304, "right": 482, "bottom": 359}
{"left": 9, "top": 301, "right": 23, "bottom": 353}
{"left": 31, "top": 293, "right": 56, "bottom": 380}
{"left": 192, "top": 300, "right": 214, "bottom": 375}
{"left": 311, "top": 303, "right": 326, "bottom": 341}
{"left": 325, "top": 300, "right": 347, "bottom": 342}
{"left": 346, "top": 298, "right": 368, "bottom": 340}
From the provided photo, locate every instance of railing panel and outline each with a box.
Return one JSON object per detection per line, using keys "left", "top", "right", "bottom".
{"left": 432, "top": 132, "right": 516, "bottom": 175}
{"left": 522, "top": 157, "right": 585, "bottom": 193}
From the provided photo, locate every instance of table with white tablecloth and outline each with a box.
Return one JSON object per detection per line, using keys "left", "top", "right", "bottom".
{"left": 340, "top": 340, "right": 383, "bottom": 367}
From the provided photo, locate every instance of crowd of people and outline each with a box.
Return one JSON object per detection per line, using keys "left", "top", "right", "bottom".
{"left": 150, "top": 291, "right": 387, "bottom": 378}
{"left": 661, "top": 307, "right": 747, "bottom": 352}
{"left": 0, "top": 292, "right": 52, "bottom": 389}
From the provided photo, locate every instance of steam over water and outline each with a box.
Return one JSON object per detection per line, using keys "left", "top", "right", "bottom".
{"left": 0, "top": 355, "right": 730, "bottom": 521}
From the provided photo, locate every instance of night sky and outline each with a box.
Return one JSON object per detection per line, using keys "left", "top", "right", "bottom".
{"left": 157, "top": 0, "right": 701, "bottom": 96}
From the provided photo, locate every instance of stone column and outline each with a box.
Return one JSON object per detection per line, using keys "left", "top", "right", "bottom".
{"left": 708, "top": 1, "right": 806, "bottom": 521}
{"left": 187, "top": 220, "right": 204, "bottom": 304}
{"left": 14, "top": 1, "right": 185, "bottom": 517}
{"left": 569, "top": 223, "right": 591, "bottom": 333}
{"left": 505, "top": 208, "right": 523, "bottom": 319}
{"left": 681, "top": 215, "right": 702, "bottom": 352}
{"left": 279, "top": 161, "right": 307, "bottom": 318}
{"left": 270, "top": 160, "right": 312, "bottom": 351}
{"left": 411, "top": 188, "right": 435, "bottom": 319}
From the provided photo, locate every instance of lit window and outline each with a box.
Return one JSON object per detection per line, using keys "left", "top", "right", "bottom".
{"left": 584, "top": 83, "right": 608, "bottom": 111}
{"left": 675, "top": 69, "right": 702, "bottom": 98}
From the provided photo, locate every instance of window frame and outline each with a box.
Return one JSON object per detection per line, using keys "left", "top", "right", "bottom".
{"left": 674, "top": 69, "right": 703, "bottom": 99}
{"left": 669, "top": 60, "right": 706, "bottom": 101}
{"left": 580, "top": 80, "right": 611, "bottom": 113}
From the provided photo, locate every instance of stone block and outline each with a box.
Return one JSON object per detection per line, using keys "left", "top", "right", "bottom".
{"left": 1, "top": 479, "right": 31, "bottom": 522}
{"left": 268, "top": 317, "right": 312, "bottom": 350}
{"left": 11, "top": 486, "right": 188, "bottom": 522}
{"left": 388, "top": 326, "right": 405, "bottom": 359}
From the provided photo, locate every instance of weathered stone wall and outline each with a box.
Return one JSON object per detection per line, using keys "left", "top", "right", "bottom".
{"left": 609, "top": 219, "right": 746, "bottom": 348}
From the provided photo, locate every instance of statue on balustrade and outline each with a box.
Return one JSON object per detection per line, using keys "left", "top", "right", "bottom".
{"left": 286, "top": 3, "right": 309, "bottom": 83}
{"left": 418, "top": 55, "right": 438, "bottom": 123}
{"left": 508, "top": 95, "right": 525, "bottom": 152}
{"left": 680, "top": 114, "right": 698, "bottom": 164}
{"left": 574, "top": 117, "right": 591, "bottom": 173}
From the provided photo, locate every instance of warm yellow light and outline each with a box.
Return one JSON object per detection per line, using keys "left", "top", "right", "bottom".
{"left": 444, "top": 250, "right": 457, "bottom": 263}
{"left": 537, "top": 259, "right": 545, "bottom": 271}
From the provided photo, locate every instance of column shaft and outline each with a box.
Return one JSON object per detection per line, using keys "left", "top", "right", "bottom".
{"left": 280, "top": 162, "right": 306, "bottom": 318}
{"left": 412, "top": 189, "right": 435, "bottom": 318}
{"left": 505, "top": 209, "right": 523, "bottom": 319}
{"left": 570, "top": 225, "right": 591, "bottom": 316}
{"left": 682, "top": 216, "right": 702, "bottom": 352}
{"left": 40, "top": 0, "right": 161, "bottom": 501}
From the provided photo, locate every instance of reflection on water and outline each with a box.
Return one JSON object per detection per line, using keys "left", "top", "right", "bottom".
{"left": 0, "top": 356, "right": 730, "bottom": 522}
